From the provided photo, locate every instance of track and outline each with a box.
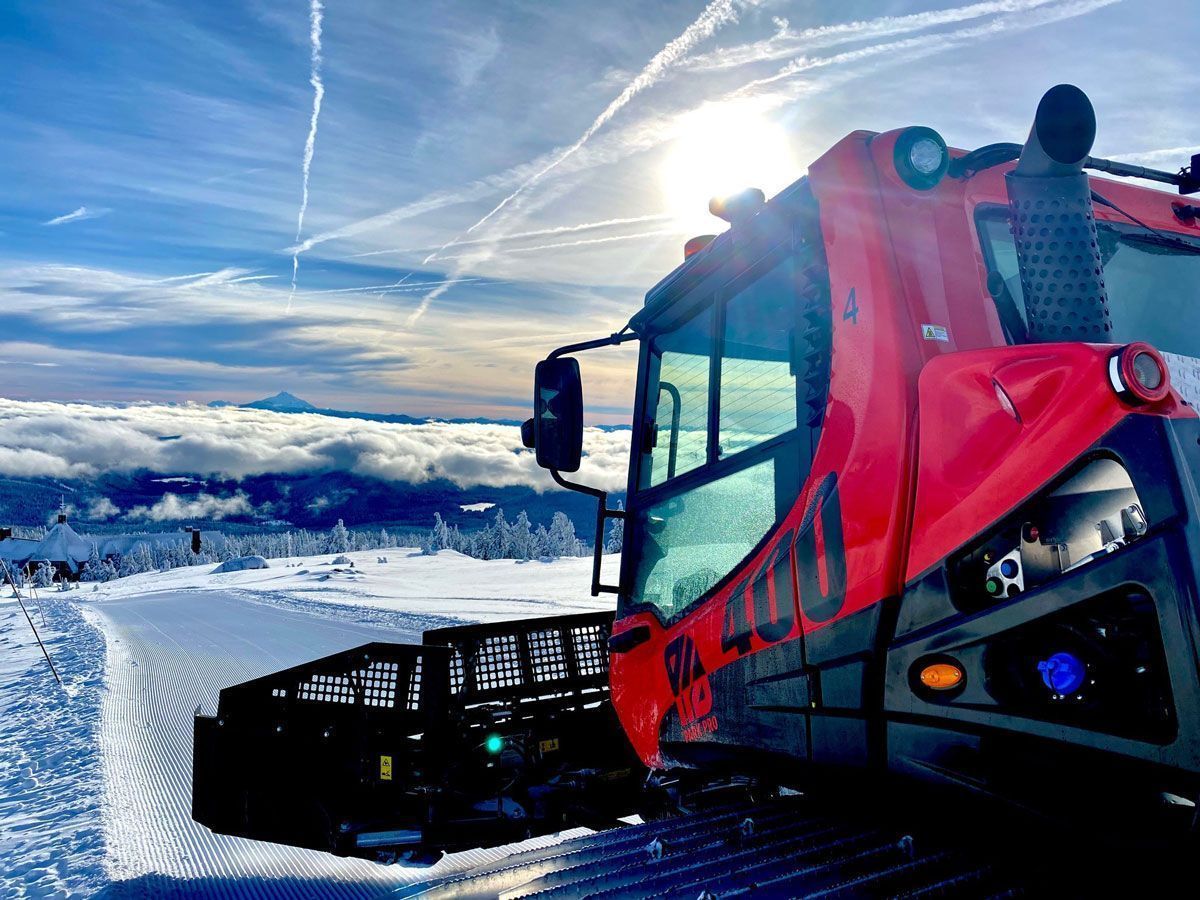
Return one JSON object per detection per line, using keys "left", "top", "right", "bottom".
{"left": 396, "top": 794, "right": 1024, "bottom": 899}
{"left": 90, "top": 591, "right": 583, "bottom": 899}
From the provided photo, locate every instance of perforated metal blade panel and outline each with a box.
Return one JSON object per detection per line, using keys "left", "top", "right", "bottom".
{"left": 423, "top": 611, "right": 613, "bottom": 701}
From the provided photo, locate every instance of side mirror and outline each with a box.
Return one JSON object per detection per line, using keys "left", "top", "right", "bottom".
{"left": 530, "top": 357, "right": 583, "bottom": 472}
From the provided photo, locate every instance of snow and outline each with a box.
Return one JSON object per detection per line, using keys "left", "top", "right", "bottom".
{"left": 210, "top": 554, "right": 269, "bottom": 573}
{"left": 0, "top": 549, "right": 615, "bottom": 898}
{"left": 95, "top": 548, "right": 616, "bottom": 624}
{"left": 0, "top": 594, "right": 106, "bottom": 898}
{"left": 459, "top": 502, "right": 495, "bottom": 512}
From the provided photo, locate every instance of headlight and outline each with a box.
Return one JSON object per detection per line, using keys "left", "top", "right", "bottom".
{"left": 893, "top": 127, "right": 949, "bottom": 191}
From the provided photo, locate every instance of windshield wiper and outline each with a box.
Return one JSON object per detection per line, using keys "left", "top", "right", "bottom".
{"left": 1091, "top": 190, "right": 1200, "bottom": 255}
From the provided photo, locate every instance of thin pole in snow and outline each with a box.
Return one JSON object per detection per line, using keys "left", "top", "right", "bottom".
{"left": 2, "top": 560, "right": 61, "bottom": 686}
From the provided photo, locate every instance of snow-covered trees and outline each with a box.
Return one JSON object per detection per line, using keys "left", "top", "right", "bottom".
{"left": 16, "top": 511, "right": 597, "bottom": 584}
{"left": 33, "top": 561, "right": 56, "bottom": 588}
{"left": 81, "top": 543, "right": 105, "bottom": 582}
{"left": 547, "top": 512, "right": 584, "bottom": 558}
{"left": 511, "top": 511, "right": 535, "bottom": 561}
{"left": 421, "top": 509, "right": 589, "bottom": 560}
{"left": 604, "top": 502, "right": 625, "bottom": 554}
{"left": 328, "top": 519, "right": 351, "bottom": 554}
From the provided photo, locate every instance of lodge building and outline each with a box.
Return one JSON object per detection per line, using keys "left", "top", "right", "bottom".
{"left": 0, "top": 508, "right": 221, "bottom": 581}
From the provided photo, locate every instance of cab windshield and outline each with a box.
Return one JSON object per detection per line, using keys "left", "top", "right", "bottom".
{"left": 623, "top": 236, "right": 830, "bottom": 623}
{"left": 978, "top": 208, "right": 1200, "bottom": 404}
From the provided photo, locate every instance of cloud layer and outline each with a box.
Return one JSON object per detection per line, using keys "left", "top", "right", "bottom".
{"left": 126, "top": 491, "right": 253, "bottom": 521}
{"left": 0, "top": 399, "right": 630, "bottom": 493}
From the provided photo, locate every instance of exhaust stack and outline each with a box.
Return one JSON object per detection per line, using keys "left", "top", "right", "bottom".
{"left": 1006, "top": 84, "right": 1111, "bottom": 342}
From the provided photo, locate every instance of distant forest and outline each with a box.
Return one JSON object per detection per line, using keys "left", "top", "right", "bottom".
{"left": 10, "top": 508, "right": 620, "bottom": 586}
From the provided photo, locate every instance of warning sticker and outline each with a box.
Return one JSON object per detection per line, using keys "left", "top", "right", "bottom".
{"left": 380, "top": 755, "right": 393, "bottom": 781}
{"left": 539, "top": 738, "right": 560, "bottom": 754}
{"left": 922, "top": 324, "right": 950, "bottom": 343}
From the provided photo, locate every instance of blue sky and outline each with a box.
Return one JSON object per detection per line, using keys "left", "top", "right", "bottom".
{"left": 0, "top": 0, "right": 1195, "bottom": 419}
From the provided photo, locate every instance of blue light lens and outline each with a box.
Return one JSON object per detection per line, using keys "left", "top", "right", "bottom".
{"left": 485, "top": 733, "right": 504, "bottom": 755}
{"left": 1037, "top": 652, "right": 1086, "bottom": 694}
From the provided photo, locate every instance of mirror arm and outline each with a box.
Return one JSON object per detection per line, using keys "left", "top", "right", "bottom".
{"left": 547, "top": 327, "right": 639, "bottom": 359}
{"left": 549, "top": 468, "right": 625, "bottom": 597}
{"left": 538, "top": 325, "right": 638, "bottom": 596}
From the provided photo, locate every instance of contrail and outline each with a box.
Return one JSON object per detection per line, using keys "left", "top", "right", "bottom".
{"left": 432, "top": 229, "right": 682, "bottom": 261}
{"left": 446, "top": 0, "right": 760, "bottom": 244}
{"left": 351, "top": 214, "right": 673, "bottom": 259}
{"left": 406, "top": 0, "right": 759, "bottom": 324}
{"left": 736, "top": 0, "right": 1120, "bottom": 96}
{"left": 306, "top": 277, "right": 481, "bottom": 296}
{"left": 287, "top": 0, "right": 1079, "bottom": 262}
{"left": 682, "top": 0, "right": 1059, "bottom": 72}
{"left": 286, "top": 0, "right": 325, "bottom": 314}
{"left": 375, "top": 271, "right": 412, "bottom": 299}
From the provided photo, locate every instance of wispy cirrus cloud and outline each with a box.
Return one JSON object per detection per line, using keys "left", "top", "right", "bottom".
{"left": 43, "top": 206, "right": 108, "bottom": 227}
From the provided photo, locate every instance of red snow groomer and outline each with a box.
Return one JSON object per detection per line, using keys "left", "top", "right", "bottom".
{"left": 193, "top": 86, "right": 1200, "bottom": 863}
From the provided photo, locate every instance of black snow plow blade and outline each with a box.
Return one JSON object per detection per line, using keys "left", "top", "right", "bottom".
{"left": 193, "top": 611, "right": 644, "bottom": 863}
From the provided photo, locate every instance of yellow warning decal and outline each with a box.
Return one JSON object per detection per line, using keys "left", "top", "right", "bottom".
{"left": 539, "top": 738, "right": 560, "bottom": 754}
{"left": 380, "top": 755, "right": 393, "bottom": 781}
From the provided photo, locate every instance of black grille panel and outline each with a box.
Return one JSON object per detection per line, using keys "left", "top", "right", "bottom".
{"left": 424, "top": 612, "right": 613, "bottom": 702}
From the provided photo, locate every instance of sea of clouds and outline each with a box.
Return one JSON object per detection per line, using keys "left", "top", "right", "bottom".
{"left": 0, "top": 399, "right": 630, "bottom": 494}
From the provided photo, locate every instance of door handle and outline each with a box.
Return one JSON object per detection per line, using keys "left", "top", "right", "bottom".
{"left": 608, "top": 625, "right": 651, "bottom": 654}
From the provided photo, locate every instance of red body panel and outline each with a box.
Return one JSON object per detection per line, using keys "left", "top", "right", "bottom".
{"left": 905, "top": 343, "right": 1186, "bottom": 582}
{"left": 610, "top": 129, "right": 1198, "bottom": 770}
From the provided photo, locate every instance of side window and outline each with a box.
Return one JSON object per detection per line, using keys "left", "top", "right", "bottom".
{"left": 632, "top": 459, "right": 778, "bottom": 620}
{"left": 643, "top": 309, "right": 712, "bottom": 489}
{"left": 627, "top": 244, "right": 832, "bottom": 624}
{"left": 718, "top": 259, "right": 798, "bottom": 458}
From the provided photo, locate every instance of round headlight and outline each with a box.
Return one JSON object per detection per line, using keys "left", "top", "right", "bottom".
{"left": 1132, "top": 350, "right": 1164, "bottom": 391}
{"left": 893, "top": 126, "right": 949, "bottom": 191}
{"left": 1109, "top": 341, "right": 1170, "bottom": 404}
{"left": 909, "top": 138, "right": 944, "bottom": 175}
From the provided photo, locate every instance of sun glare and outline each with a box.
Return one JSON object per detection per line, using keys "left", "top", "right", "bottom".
{"left": 661, "top": 101, "right": 800, "bottom": 234}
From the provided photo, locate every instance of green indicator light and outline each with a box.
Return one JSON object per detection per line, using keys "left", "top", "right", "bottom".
{"left": 985, "top": 578, "right": 1001, "bottom": 595}
{"left": 485, "top": 733, "right": 504, "bottom": 755}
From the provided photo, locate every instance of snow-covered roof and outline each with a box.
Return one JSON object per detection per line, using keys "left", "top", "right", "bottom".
{"left": 0, "top": 525, "right": 225, "bottom": 573}
{"left": 28, "top": 521, "right": 95, "bottom": 572}
{"left": 93, "top": 531, "right": 224, "bottom": 558}
{"left": 0, "top": 537, "right": 40, "bottom": 561}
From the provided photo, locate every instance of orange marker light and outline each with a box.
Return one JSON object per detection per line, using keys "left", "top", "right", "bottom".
{"left": 919, "top": 662, "right": 964, "bottom": 691}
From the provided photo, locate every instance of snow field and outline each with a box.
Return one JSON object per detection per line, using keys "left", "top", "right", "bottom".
{"left": 0, "top": 593, "right": 107, "bottom": 899}
{"left": 0, "top": 548, "right": 616, "bottom": 897}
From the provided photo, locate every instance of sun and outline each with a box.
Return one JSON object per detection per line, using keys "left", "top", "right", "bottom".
{"left": 660, "top": 101, "right": 800, "bottom": 234}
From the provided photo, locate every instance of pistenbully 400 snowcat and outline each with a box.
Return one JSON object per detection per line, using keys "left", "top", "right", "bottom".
{"left": 193, "top": 85, "right": 1200, "bottom": 866}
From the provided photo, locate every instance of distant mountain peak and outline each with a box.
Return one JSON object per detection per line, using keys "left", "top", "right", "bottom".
{"left": 242, "top": 391, "right": 317, "bottom": 412}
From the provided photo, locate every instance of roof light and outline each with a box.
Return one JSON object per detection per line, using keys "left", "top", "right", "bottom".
{"left": 918, "top": 660, "right": 964, "bottom": 692}
{"left": 709, "top": 187, "right": 765, "bottom": 224}
{"left": 1108, "top": 342, "right": 1170, "bottom": 405}
{"left": 894, "top": 127, "right": 949, "bottom": 191}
